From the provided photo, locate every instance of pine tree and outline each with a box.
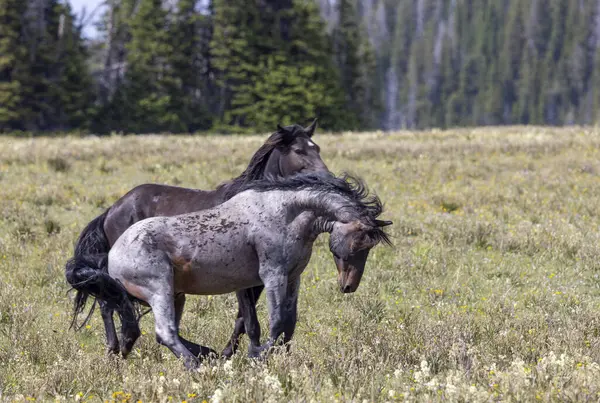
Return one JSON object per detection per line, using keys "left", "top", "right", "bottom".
{"left": 0, "top": 0, "right": 30, "bottom": 131}
{"left": 92, "top": 0, "right": 140, "bottom": 132}
{"left": 119, "top": 0, "right": 182, "bottom": 133}
{"left": 388, "top": 0, "right": 415, "bottom": 129}
{"left": 0, "top": 0, "right": 93, "bottom": 132}
{"left": 565, "top": 1, "right": 593, "bottom": 123}
{"left": 415, "top": 16, "right": 437, "bottom": 129}
{"left": 593, "top": 45, "right": 600, "bottom": 123}
{"left": 169, "top": 0, "right": 212, "bottom": 132}
{"left": 100, "top": 0, "right": 138, "bottom": 99}
{"left": 456, "top": 54, "right": 482, "bottom": 126}
{"left": 441, "top": 35, "right": 460, "bottom": 128}
{"left": 357, "top": 38, "right": 381, "bottom": 129}
{"left": 332, "top": 0, "right": 365, "bottom": 129}
{"left": 5, "top": 0, "right": 600, "bottom": 133}
{"left": 54, "top": 3, "right": 94, "bottom": 130}
{"left": 591, "top": 0, "right": 600, "bottom": 123}
{"left": 212, "top": 0, "right": 348, "bottom": 132}
{"left": 285, "top": 0, "right": 349, "bottom": 130}
{"left": 21, "top": 0, "right": 63, "bottom": 130}
{"left": 499, "top": 1, "right": 525, "bottom": 123}
{"left": 210, "top": 0, "right": 262, "bottom": 130}
{"left": 543, "top": 0, "right": 569, "bottom": 124}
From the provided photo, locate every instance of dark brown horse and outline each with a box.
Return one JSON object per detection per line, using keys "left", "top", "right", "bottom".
{"left": 65, "top": 121, "right": 329, "bottom": 358}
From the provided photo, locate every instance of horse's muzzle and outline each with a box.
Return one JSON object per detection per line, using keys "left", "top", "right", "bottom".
{"left": 341, "top": 283, "right": 357, "bottom": 293}
{"left": 335, "top": 256, "right": 364, "bottom": 294}
{"left": 338, "top": 272, "right": 360, "bottom": 293}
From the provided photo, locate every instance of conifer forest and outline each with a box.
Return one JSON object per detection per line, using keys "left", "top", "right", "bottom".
{"left": 2, "top": 0, "right": 600, "bottom": 134}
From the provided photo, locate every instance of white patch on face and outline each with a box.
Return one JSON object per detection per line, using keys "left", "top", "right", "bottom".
{"left": 307, "top": 141, "right": 316, "bottom": 148}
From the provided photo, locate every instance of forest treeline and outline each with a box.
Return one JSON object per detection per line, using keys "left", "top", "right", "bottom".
{"left": 1, "top": 0, "right": 600, "bottom": 134}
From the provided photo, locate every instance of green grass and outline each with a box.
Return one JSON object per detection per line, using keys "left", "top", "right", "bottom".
{"left": 1, "top": 127, "right": 600, "bottom": 402}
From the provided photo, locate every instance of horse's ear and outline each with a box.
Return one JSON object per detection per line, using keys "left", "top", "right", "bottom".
{"left": 305, "top": 118, "right": 318, "bottom": 137}
{"left": 278, "top": 124, "right": 296, "bottom": 145}
{"left": 375, "top": 219, "right": 393, "bottom": 227}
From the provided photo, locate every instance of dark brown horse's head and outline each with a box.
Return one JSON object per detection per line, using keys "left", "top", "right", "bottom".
{"left": 225, "top": 120, "right": 330, "bottom": 201}
{"left": 329, "top": 219, "right": 392, "bottom": 293}
{"left": 264, "top": 119, "right": 328, "bottom": 177}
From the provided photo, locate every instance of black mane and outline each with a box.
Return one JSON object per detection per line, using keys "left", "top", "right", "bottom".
{"left": 219, "top": 124, "right": 309, "bottom": 199}
{"left": 239, "top": 172, "right": 392, "bottom": 245}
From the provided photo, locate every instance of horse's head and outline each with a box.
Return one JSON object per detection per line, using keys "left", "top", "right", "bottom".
{"left": 329, "top": 219, "right": 392, "bottom": 293}
{"left": 265, "top": 119, "right": 329, "bottom": 177}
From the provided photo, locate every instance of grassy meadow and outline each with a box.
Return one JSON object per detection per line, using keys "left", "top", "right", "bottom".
{"left": 1, "top": 127, "right": 600, "bottom": 402}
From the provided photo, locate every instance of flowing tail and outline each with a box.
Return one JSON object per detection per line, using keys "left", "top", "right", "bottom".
{"left": 65, "top": 211, "right": 133, "bottom": 329}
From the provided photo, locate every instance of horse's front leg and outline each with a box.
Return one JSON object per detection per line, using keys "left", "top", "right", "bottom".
{"left": 99, "top": 300, "right": 119, "bottom": 355}
{"left": 221, "top": 286, "right": 264, "bottom": 358}
{"left": 251, "top": 275, "right": 299, "bottom": 358}
{"left": 282, "top": 277, "right": 300, "bottom": 350}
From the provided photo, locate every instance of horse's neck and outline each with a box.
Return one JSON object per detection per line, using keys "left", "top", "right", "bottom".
{"left": 293, "top": 190, "right": 352, "bottom": 230}
{"left": 312, "top": 216, "right": 335, "bottom": 234}
{"left": 211, "top": 181, "right": 234, "bottom": 203}
{"left": 216, "top": 151, "right": 281, "bottom": 201}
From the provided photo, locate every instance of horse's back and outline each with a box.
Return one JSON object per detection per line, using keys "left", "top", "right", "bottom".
{"left": 104, "top": 183, "right": 219, "bottom": 245}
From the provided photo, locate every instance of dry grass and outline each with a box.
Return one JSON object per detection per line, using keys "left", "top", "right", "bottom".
{"left": 1, "top": 126, "right": 600, "bottom": 402}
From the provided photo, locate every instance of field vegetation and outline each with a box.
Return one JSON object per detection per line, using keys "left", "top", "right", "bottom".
{"left": 1, "top": 127, "right": 600, "bottom": 401}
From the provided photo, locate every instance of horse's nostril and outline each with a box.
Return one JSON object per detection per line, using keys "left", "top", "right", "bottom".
{"left": 343, "top": 285, "right": 352, "bottom": 293}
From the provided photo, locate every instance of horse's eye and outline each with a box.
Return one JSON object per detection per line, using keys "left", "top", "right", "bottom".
{"left": 294, "top": 148, "right": 307, "bottom": 155}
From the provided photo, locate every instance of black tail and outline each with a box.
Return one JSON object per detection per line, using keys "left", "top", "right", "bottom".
{"left": 65, "top": 211, "right": 131, "bottom": 329}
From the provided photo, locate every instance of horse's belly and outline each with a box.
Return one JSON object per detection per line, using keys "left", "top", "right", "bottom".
{"left": 173, "top": 255, "right": 262, "bottom": 295}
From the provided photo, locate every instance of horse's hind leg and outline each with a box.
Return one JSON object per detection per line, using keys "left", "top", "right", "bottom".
{"left": 151, "top": 293, "right": 200, "bottom": 369}
{"left": 174, "top": 293, "right": 216, "bottom": 359}
{"left": 99, "top": 301, "right": 119, "bottom": 355}
{"left": 221, "top": 311, "right": 244, "bottom": 358}
{"left": 221, "top": 285, "right": 264, "bottom": 358}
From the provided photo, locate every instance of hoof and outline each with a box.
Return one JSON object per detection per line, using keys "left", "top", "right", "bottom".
{"left": 180, "top": 338, "right": 217, "bottom": 360}
{"left": 183, "top": 356, "right": 201, "bottom": 371}
{"left": 248, "top": 343, "right": 270, "bottom": 360}
{"left": 221, "top": 345, "right": 234, "bottom": 359}
{"left": 106, "top": 345, "right": 120, "bottom": 356}
{"left": 120, "top": 328, "right": 141, "bottom": 358}
{"left": 120, "top": 345, "right": 132, "bottom": 358}
{"left": 200, "top": 346, "right": 218, "bottom": 360}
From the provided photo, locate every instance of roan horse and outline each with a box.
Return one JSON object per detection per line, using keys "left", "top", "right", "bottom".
{"left": 65, "top": 121, "right": 328, "bottom": 358}
{"left": 103, "top": 173, "right": 392, "bottom": 368}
